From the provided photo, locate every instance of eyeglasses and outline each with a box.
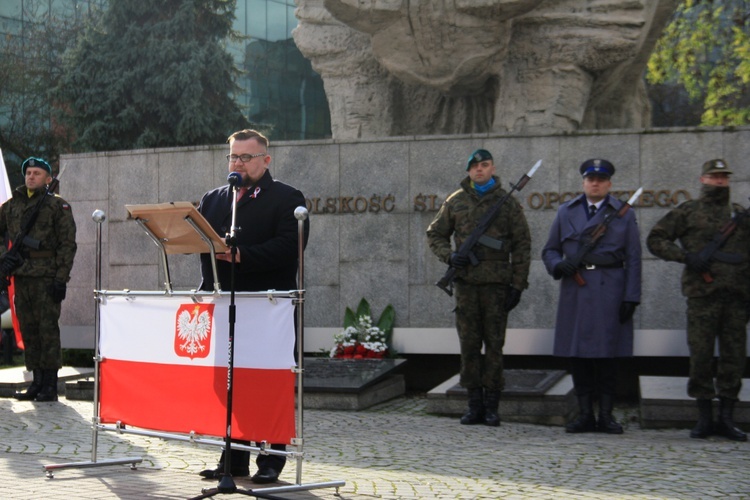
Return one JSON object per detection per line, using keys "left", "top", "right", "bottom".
{"left": 226, "top": 153, "right": 266, "bottom": 163}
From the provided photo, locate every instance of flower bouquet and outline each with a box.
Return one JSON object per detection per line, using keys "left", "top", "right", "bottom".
{"left": 330, "top": 298, "right": 395, "bottom": 359}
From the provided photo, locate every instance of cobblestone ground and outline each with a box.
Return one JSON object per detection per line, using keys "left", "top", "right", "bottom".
{"left": 1, "top": 395, "right": 749, "bottom": 499}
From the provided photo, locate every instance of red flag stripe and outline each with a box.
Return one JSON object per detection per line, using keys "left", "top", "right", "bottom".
{"left": 8, "top": 277, "right": 24, "bottom": 350}
{"left": 99, "top": 359, "right": 295, "bottom": 443}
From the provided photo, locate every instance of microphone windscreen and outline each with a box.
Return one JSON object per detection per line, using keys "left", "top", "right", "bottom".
{"left": 227, "top": 172, "right": 243, "bottom": 187}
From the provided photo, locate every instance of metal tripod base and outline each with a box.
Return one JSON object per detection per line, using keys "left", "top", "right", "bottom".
{"left": 43, "top": 456, "right": 143, "bottom": 479}
{"left": 192, "top": 479, "right": 346, "bottom": 499}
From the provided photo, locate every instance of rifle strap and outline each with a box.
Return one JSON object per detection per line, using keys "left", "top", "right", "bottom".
{"left": 11, "top": 186, "right": 55, "bottom": 247}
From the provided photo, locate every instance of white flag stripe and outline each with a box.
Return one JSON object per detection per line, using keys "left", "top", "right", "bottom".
{"left": 99, "top": 296, "right": 295, "bottom": 369}
{"left": 0, "top": 148, "right": 13, "bottom": 203}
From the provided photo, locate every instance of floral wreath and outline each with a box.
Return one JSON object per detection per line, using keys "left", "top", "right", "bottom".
{"left": 330, "top": 298, "right": 395, "bottom": 359}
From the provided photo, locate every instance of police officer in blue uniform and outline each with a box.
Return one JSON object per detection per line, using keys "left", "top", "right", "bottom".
{"left": 542, "top": 159, "right": 642, "bottom": 434}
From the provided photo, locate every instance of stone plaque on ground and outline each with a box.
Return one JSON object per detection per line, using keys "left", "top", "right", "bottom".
{"left": 302, "top": 358, "right": 405, "bottom": 393}
{"left": 427, "top": 369, "right": 576, "bottom": 425}
{"left": 446, "top": 369, "right": 566, "bottom": 396}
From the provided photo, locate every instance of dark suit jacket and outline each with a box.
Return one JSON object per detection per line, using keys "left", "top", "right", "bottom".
{"left": 198, "top": 169, "right": 309, "bottom": 292}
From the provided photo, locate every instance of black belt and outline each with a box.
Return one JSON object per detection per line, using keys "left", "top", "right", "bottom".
{"left": 580, "top": 261, "right": 624, "bottom": 270}
{"left": 23, "top": 250, "right": 54, "bottom": 259}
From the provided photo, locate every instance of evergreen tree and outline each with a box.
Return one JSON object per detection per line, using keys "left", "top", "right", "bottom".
{"left": 55, "top": 0, "right": 249, "bottom": 152}
{"left": 647, "top": 0, "right": 750, "bottom": 126}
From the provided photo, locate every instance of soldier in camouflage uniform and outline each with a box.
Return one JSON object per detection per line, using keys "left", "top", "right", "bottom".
{"left": 426, "top": 149, "right": 531, "bottom": 426}
{"left": 0, "top": 157, "right": 77, "bottom": 402}
{"left": 647, "top": 159, "right": 749, "bottom": 442}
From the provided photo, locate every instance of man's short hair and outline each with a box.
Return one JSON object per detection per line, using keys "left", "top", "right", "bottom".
{"left": 227, "top": 129, "right": 269, "bottom": 148}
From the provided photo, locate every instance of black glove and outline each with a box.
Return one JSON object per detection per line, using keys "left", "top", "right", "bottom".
{"left": 450, "top": 252, "right": 470, "bottom": 269}
{"left": 619, "top": 301, "right": 638, "bottom": 324}
{"left": 49, "top": 281, "right": 67, "bottom": 303}
{"left": 554, "top": 259, "right": 577, "bottom": 278}
{"left": 685, "top": 252, "right": 711, "bottom": 273}
{"left": 504, "top": 287, "right": 522, "bottom": 312}
{"left": 0, "top": 252, "right": 24, "bottom": 276}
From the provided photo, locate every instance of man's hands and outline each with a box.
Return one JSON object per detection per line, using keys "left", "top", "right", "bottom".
{"left": 0, "top": 252, "right": 23, "bottom": 276}
{"left": 216, "top": 250, "right": 240, "bottom": 263}
{"left": 504, "top": 288, "right": 522, "bottom": 312}
{"left": 619, "top": 301, "right": 638, "bottom": 323}
{"left": 554, "top": 259, "right": 577, "bottom": 278}
{"left": 450, "top": 252, "right": 469, "bottom": 269}
{"left": 685, "top": 252, "right": 711, "bottom": 273}
{"left": 49, "top": 281, "right": 67, "bottom": 303}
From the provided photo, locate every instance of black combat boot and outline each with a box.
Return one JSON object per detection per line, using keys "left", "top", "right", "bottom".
{"left": 597, "top": 394, "right": 623, "bottom": 434}
{"left": 483, "top": 390, "right": 501, "bottom": 427}
{"left": 460, "top": 388, "right": 484, "bottom": 425}
{"left": 566, "top": 394, "right": 596, "bottom": 433}
{"left": 35, "top": 369, "right": 58, "bottom": 402}
{"left": 689, "top": 399, "right": 713, "bottom": 439}
{"left": 199, "top": 449, "right": 251, "bottom": 479}
{"left": 715, "top": 397, "right": 747, "bottom": 442}
{"left": 14, "top": 369, "right": 43, "bottom": 401}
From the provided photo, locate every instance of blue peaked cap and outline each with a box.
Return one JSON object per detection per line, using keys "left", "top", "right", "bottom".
{"left": 579, "top": 159, "right": 615, "bottom": 178}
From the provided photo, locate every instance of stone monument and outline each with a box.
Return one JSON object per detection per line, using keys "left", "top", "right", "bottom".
{"left": 293, "top": 0, "right": 679, "bottom": 139}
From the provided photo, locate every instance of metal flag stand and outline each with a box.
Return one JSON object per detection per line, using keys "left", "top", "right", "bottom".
{"left": 43, "top": 209, "right": 143, "bottom": 477}
{"left": 42, "top": 205, "right": 346, "bottom": 498}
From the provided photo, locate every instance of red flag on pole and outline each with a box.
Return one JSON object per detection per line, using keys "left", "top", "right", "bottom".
{"left": 0, "top": 148, "right": 24, "bottom": 350}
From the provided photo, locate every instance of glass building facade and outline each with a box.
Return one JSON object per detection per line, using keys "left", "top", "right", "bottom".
{"left": 0, "top": 0, "right": 331, "bottom": 144}
{"left": 230, "top": 0, "right": 330, "bottom": 140}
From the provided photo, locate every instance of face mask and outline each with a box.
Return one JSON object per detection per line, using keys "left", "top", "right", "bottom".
{"left": 700, "top": 183, "right": 730, "bottom": 204}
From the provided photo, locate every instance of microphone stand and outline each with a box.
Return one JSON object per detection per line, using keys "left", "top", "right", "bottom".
{"left": 193, "top": 177, "right": 283, "bottom": 500}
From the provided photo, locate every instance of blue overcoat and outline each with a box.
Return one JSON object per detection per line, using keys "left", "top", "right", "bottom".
{"left": 542, "top": 194, "right": 642, "bottom": 358}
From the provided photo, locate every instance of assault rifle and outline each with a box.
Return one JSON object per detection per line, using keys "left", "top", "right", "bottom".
{"left": 0, "top": 178, "right": 59, "bottom": 314}
{"left": 568, "top": 187, "right": 643, "bottom": 286}
{"left": 696, "top": 198, "right": 750, "bottom": 284}
{"left": 436, "top": 160, "right": 542, "bottom": 297}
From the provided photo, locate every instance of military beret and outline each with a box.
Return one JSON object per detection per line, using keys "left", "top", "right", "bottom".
{"left": 579, "top": 159, "right": 615, "bottom": 178}
{"left": 21, "top": 157, "right": 52, "bottom": 176}
{"left": 466, "top": 149, "right": 493, "bottom": 171}
{"left": 701, "top": 159, "right": 732, "bottom": 176}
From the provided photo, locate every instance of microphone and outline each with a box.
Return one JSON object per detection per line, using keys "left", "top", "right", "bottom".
{"left": 227, "top": 172, "right": 243, "bottom": 188}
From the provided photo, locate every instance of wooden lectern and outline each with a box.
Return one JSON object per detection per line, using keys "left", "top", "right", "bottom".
{"left": 125, "top": 201, "right": 228, "bottom": 292}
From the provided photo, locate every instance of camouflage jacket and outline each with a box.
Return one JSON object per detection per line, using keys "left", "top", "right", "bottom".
{"left": 646, "top": 187, "right": 750, "bottom": 299}
{"left": 0, "top": 185, "right": 77, "bottom": 282}
{"left": 426, "top": 175, "right": 531, "bottom": 289}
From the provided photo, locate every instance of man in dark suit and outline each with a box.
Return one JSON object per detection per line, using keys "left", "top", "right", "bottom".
{"left": 542, "top": 159, "right": 641, "bottom": 434}
{"left": 197, "top": 129, "right": 308, "bottom": 483}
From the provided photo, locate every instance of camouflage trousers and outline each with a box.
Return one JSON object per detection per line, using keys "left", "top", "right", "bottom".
{"left": 686, "top": 291, "right": 747, "bottom": 400}
{"left": 13, "top": 276, "right": 62, "bottom": 371}
{"left": 454, "top": 281, "right": 510, "bottom": 391}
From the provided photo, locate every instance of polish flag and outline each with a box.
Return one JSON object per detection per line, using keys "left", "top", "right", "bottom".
{"left": 0, "top": 148, "right": 23, "bottom": 350}
{"left": 98, "top": 295, "right": 296, "bottom": 443}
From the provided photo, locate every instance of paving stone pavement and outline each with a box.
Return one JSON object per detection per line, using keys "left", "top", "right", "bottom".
{"left": 1, "top": 394, "right": 749, "bottom": 499}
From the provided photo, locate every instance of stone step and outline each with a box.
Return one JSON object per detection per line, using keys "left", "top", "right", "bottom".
{"left": 639, "top": 376, "right": 750, "bottom": 429}
{"left": 0, "top": 366, "right": 95, "bottom": 398}
{"left": 426, "top": 370, "right": 577, "bottom": 426}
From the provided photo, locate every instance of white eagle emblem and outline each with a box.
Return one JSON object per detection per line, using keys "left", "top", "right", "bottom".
{"left": 176, "top": 305, "right": 212, "bottom": 359}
